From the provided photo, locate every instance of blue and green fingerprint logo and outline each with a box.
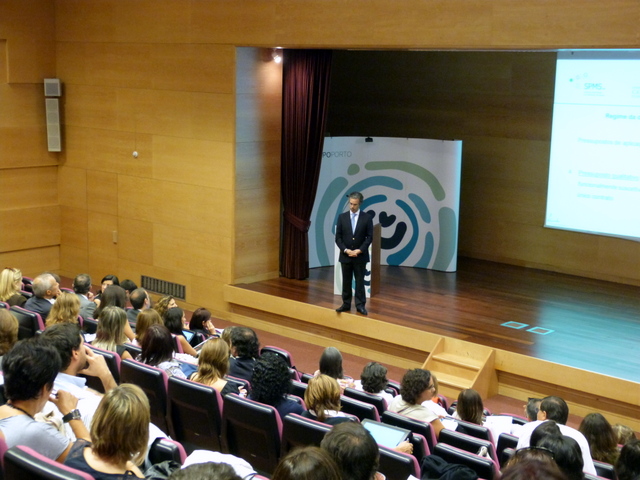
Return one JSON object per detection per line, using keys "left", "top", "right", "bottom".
{"left": 314, "top": 160, "right": 457, "bottom": 271}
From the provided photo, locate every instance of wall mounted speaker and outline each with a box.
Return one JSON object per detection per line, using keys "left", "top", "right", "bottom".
{"left": 44, "top": 78, "right": 61, "bottom": 97}
{"left": 45, "top": 98, "right": 61, "bottom": 152}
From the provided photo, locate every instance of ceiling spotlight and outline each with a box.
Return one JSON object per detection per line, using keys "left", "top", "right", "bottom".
{"left": 272, "top": 48, "right": 282, "bottom": 64}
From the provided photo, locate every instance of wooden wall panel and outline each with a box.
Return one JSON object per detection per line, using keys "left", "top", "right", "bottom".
{"left": 1, "top": 166, "right": 57, "bottom": 209}
{"left": 60, "top": 206, "right": 88, "bottom": 252}
{"left": 0, "top": 206, "right": 60, "bottom": 251}
{"left": 0, "top": 246, "right": 60, "bottom": 278}
{"left": 87, "top": 212, "right": 119, "bottom": 281}
{"left": 117, "top": 217, "right": 153, "bottom": 266}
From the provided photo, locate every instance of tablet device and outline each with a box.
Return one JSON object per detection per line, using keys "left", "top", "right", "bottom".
{"left": 182, "top": 329, "right": 195, "bottom": 343}
{"left": 361, "top": 419, "right": 411, "bottom": 448}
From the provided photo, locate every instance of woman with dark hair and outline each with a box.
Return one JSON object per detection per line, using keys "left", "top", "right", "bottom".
{"left": 315, "top": 347, "right": 354, "bottom": 391}
{"left": 250, "top": 352, "right": 304, "bottom": 418}
{"left": 538, "top": 435, "right": 585, "bottom": 480}
{"left": 138, "top": 324, "right": 186, "bottom": 379}
{"left": 302, "top": 374, "right": 352, "bottom": 425}
{"left": 163, "top": 307, "right": 197, "bottom": 357}
{"left": 615, "top": 439, "right": 640, "bottom": 480}
{"left": 93, "top": 274, "right": 120, "bottom": 306}
{"left": 355, "top": 361, "right": 394, "bottom": 406}
{"left": 454, "top": 388, "right": 485, "bottom": 425}
{"left": 501, "top": 458, "right": 569, "bottom": 480}
{"left": 92, "top": 306, "right": 133, "bottom": 360}
{"left": 388, "top": 368, "right": 445, "bottom": 439}
{"left": 578, "top": 413, "right": 619, "bottom": 465}
{"left": 64, "top": 384, "right": 148, "bottom": 479}
{"left": 189, "top": 307, "right": 217, "bottom": 336}
{"left": 272, "top": 446, "right": 342, "bottom": 480}
{"left": 531, "top": 420, "right": 562, "bottom": 447}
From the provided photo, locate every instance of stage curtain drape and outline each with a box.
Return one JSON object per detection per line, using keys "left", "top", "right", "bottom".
{"left": 280, "top": 49, "right": 333, "bottom": 279}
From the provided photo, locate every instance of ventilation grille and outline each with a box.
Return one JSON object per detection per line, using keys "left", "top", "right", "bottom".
{"left": 141, "top": 276, "right": 186, "bottom": 301}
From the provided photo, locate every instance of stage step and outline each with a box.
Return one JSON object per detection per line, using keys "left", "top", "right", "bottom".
{"left": 422, "top": 337, "right": 498, "bottom": 399}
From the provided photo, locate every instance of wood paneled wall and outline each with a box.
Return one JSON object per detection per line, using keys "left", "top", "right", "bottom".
{"left": 326, "top": 51, "right": 640, "bottom": 285}
{"left": 0, "top": 0, "right": 59, "bottom": 277}
{"left": 3, "top": 0, "right": 640, "bottom": 310}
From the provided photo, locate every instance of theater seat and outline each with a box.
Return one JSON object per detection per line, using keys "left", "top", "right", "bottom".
{"left": 281, "top": 413, "right": 331, "bottom": 455}
{"left": 439, "top": 428, "right": 499, "bottom": 465}
{"left": 340, "top": 395, "right": 380, "bottom": 422}
{"left": 382, "top": 411, "right": 437, "bottom": 453}
{"left": 4, "top": 445, "right": 95, "bottom": 480}
{"left": 378, "top": 445, "right": 420, "bottom": 480}
{"left": 222, "top": 393, "right": 283, "bottom": 475}
{"left": 433, "top": 443, "right": 498, "bottom": 480}
{"left": 10, "top": 305, "right": 44, "bottom": 339}
{"left": 343, "top": 387, "right": 387, "bottom": 416}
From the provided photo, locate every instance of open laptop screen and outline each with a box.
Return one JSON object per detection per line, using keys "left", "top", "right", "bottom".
{"left": 362, "top": 419, "right": 411, "bottom": 448}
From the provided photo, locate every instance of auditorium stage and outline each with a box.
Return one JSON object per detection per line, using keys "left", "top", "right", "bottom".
{"left": 226, "top": 257, "right": 640, "bottom": 384}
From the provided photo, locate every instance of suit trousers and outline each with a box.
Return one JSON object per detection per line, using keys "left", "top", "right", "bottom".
{"left": 340, "top": 261, "right": 367, "bottom": 308}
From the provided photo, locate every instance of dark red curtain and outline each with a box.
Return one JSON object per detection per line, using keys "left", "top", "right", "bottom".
{"left": 280, "top": 49, "right": 333, "bottom": 279}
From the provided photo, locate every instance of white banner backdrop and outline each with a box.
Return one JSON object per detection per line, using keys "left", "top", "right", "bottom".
{"left": 310, "top": 136, "right": 462, "bottom": 273}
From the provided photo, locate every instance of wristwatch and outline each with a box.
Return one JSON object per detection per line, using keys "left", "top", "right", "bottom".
{"left": 62, "top": 409, "right": 82, "bottom": 423}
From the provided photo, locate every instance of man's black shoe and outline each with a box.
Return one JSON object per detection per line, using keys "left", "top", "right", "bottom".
{"left": 335, "top": 304, "right": 350, "bottom": 313}
{"left": 356, "top": 306, "right": 368, "bottom": 315}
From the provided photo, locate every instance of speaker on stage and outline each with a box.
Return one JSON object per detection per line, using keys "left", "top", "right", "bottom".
{"left": 44, "top": 78, "right": 62, "bottom": 152}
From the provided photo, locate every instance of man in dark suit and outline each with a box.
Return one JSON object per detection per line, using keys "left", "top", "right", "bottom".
{"left": 24, "top": 273, "right": 61, "bottom": 321}
{"left": 335, "top": 191, "right": 373, "bottom": 315}
{"left": 73, "top": 273, "right": 96, "bottom": 320}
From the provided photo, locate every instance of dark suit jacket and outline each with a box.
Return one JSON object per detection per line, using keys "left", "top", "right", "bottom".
{"left": 335, "top": 209, "right": 374, "bottom": 264}
{"left": 23, "top": 296, "right": 53, "bottom": 320}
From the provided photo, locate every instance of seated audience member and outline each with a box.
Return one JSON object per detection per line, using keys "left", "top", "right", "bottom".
{"left": 228, "top": 326, "right": 260, "bottom": 382}
{"left": 221, "top": 325, "right": 236, "bottom": 348}
{"left": 40, "top": 323, "right": 117, "bottom": 436}
{"left": 538, "top": 435, "right": 585, "bottom": 480}
{"left": 615, "top": 438, "right": 640, "bottom": 480}
{"left": 64, "top": 384, "right": 147, "bottom": 479}
{"left": 526, "top": 397, "right": 543, "bottom": 421}
{"left": 189, "top": 307, "right": 217, "bottom": 337}
{"left": 316, "top": 346, "right": 354, "bottom": 391}
{"left": 355, "top": 361, "right": 394, "bottom": 406}
{"left": 93, "top": 274, "right": 119, "bottom": 306}
{"left": 119, "top": 278, "right": 138, "bottom": 301}
{"left": 0, "top": 309, "right": 19, "bottom": 367}
{"left": 578, "top": 412, "right": 619, "bottom": 465}
{"left": 134, "top": 309, "right": 163, "bottom": 345}
{"left": 505, "top": 444, "right": 559, "bottom": 471}
{"left": 169, "top": 462, "right": 242, "bottom": 480}
{"left": 516, "top": 396, "right": 597, "bottom": 475}
{"left": 153, "top": 294, "right": 177, "bottom": 320}
{"left": 421, "top": 374, "right": 448, "bottom": 418}
{"left": 388, "top": 368, "right": 445, "bottom": 439}
{"left": 164, "top": 307, "right": 198, "bottom": 357}
{"left": 613, "top": 424, "right": 637, "bottom": 446}
{"left": 273, "top": 446, "right": 342, "bottom": 480}
{"left": 72, "top": 273, "right": 96, "bottom": 321}
{"left": 0, "top": 267, "right": 27, "bottom": 307}
{"left": 45, "top": 291, "right": 81, "bottom": 328}
{"left": 138, "top": 324, "right": 186, "bottom": 379}
{"left": 501, "top": 458, "right": 569, "bottom": 480}
{"left": 127, "top": 287, "right": 150, "bottom": 324}
{"left": 92, "top": 285, "right": 135, "bottom": 342}
{"left": 0, "top": 339, "right": 90, "bottom": 461}
{"left": 24, "top": 272, "right": 61, "bottom": 320}
{"left": 250, "top": 352, "right": 304, "bottom": 418}
{"left": 191, "top": 338, "right": 240, "bottom": 396}
{"left": 531, "top": 420, "right": 562, "bottom": 447}
{"left": 92, "top": 306, "right": 133, "bottom": 360}
{"left": 454, "top": 388, "right": 486, "bottom": 426}
{"left": 302, "top": 374, "right": 353, "bottom": 425}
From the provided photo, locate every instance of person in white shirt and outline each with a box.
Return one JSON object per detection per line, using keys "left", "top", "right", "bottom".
{"left": 515, "top": 396, "right": 596, "bottom": 476}
{"left": 354, "top": 362, "right": 394, "bottom": 406}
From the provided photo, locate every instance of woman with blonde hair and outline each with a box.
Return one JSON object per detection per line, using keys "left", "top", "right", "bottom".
{"left": 64, "top": 384, "right": 148, "bottom": 478}
{"left": 0, "top": 267, "right": 27, "bottom": 307}
{"left": 302, "top": 374, "right": 352, "bottom": 425}
{"left": 92, "top": 306, "right": 133, "bottom": 360}
{"left": 45, "top": 292, "right": 81, "bottom": 328}
{"left": 133, "top": 309, "right": 163, "bottom": 345}
{"left": 191, "top": 338, "right": 239, "bottom": 396}
{"left": 0, "top": 309, "right": 19, "bottom": 367}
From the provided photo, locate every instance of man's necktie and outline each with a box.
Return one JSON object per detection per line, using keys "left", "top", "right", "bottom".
{"left": 351, "top": 212, "right": 357, "bottom": 232}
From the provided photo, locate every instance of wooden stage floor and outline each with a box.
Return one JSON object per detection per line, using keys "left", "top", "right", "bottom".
{"left": 237, "top": 258, "right": 640, "bottom": 383}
